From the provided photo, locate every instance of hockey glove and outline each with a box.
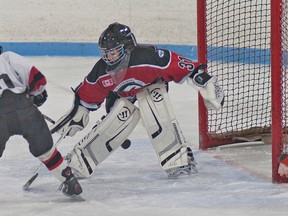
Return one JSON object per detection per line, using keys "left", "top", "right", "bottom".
{"left": 57, "top": 105, "right": 90, "bottom": 137}
{"left": 187, "top": 68, "right": 224, "bottom": 111}
{"left": 33, "top": 90, "right": 48, "bottom": 107}
{"left": 278, "top": 153, "right": 288, "bottom": 178}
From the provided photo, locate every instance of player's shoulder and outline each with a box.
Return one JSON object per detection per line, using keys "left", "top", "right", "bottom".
{"left": 86, "top": 58, "right": 107, "bottom": 83}
{"left": 130, "top": 44, "right": 171, "bottom": 66}
{"left": 133, "top": 44, "right": 166, "bottom": 54}
{"left": 1, "top": 51, "right": 20, "bottom": 58}
{"left": 0, "top": 51, "right": 28, "bottom": 65}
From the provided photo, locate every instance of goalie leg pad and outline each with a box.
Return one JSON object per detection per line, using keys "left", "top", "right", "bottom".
{"left": 67, "top": 97, "right": 140, "bottom": 178}
{"left": 136, "top": 83, "right": 197, "bottom": 175}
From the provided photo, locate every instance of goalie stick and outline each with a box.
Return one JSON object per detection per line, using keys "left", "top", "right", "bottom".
{"left": 23, "top": 120, "right": 71, "bottom": 190}
{"left": 43, "top": 114, "right": 55, "bottom": 124}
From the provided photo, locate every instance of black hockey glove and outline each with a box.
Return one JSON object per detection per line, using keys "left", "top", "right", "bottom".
{"left": 33, "top": 90, "right": 48, "bottom": 107}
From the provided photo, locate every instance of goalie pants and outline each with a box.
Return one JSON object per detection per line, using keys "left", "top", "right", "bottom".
{"left": 0, "top": 91, "right": 54, "bottom": 158}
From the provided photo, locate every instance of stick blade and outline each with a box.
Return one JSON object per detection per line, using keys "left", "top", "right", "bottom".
{"left": 23, "top": 173, "right": 39, "bottom": 190}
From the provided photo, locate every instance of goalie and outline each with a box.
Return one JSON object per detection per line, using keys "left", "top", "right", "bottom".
{"left": 53, "top": 22, "right": 224, "bottom": 178}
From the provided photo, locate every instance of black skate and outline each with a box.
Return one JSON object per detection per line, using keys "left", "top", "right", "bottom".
{"left": 59, "top": 167, "right": 84, "bottom": 200}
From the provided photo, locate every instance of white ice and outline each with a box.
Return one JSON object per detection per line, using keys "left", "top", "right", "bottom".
{"left": 1, "top": 57, "right": 288, "bottom": 216}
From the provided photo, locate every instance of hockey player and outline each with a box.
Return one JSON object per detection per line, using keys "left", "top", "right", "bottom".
{"left": 0, "top": 48, "right": 82, "bottom": 197}
{"left": 54, "top": 22, "right": 224, "bottom": 178}
{"left": 278, "top": 153, "right": 288, "bottom": 178}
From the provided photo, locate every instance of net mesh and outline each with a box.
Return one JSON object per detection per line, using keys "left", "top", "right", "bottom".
{"left": 204, "top": 0, "right": 271, "bottom": 142}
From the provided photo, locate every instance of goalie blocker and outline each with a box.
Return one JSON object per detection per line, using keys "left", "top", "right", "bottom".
{"left": 67, "top": 83, "right": 197, "bottom": 178}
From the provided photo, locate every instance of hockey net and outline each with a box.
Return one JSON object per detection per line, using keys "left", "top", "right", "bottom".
{"left": 197, "top": 0, "right": 288, "bottom": 182}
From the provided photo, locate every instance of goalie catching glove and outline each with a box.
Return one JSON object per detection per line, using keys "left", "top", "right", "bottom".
{"left": 187, "top": 65, "right": 224, "bottom": 111}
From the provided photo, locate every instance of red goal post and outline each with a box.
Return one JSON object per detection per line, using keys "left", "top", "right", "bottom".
{"left": 197, "top": 0, "right": 288, "bottom": 183}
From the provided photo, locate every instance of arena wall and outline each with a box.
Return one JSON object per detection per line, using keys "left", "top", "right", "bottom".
{"left": 0, "top": 0, "right": 197, "bottom": 57}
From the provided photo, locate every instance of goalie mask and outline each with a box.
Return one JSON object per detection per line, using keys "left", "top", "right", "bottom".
{"left": 98, "top": 22, "right": 137, "bottom": 84}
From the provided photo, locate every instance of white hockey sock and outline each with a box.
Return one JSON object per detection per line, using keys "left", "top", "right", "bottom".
{"left": 38, "top": 147, "right": 68, "bottom": 182}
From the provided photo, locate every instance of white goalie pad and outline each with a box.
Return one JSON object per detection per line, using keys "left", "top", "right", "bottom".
{"left": 67, "top": 97, "right": 140, "bottom": 178}
{"left": 136, "top": 83, "right": 193, "bottom": 172}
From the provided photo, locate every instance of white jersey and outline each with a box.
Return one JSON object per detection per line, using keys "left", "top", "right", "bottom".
{"left": 0, "top": 52, "right": 45, "bottom": 96}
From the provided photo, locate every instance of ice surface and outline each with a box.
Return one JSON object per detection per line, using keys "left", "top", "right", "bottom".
{"left": 1, "top": 57, "right": 288, "bottom": 216}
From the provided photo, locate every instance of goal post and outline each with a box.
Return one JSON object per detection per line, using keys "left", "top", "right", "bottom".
{"left": 271, "top": 0, "right": 288, "bottom": 183}
{"left": 197, "top": 0, "right": 288, "bottom": 183}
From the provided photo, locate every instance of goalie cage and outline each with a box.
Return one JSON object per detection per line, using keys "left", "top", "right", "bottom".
{"left": 197, "top": 0, "right": 288, "bottom": 183}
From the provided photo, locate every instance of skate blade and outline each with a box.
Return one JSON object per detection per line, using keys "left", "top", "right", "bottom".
{"left": 168, "top": 166, "right": 198, "bottom": 179}
{"left": 68, "top": 193, "right": 86, "bottom": 202}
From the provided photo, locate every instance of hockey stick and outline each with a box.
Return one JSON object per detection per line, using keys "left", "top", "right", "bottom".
{"left": 23, "top": 123, "right": 71, "bottom": 190}
{"left": 43, "top": 114, "right": 56, "bottom": 124}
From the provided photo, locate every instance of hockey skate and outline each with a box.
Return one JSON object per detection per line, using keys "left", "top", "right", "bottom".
{"left": 58, "top": 167, "right": 84, "bottom": 200}
{"left": 166, "top": 147, "right": 198, "bottom": 178}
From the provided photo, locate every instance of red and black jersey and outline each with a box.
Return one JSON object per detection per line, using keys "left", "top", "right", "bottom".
{"left": 76, "top": 45, "right": 201, "bottom": 110}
